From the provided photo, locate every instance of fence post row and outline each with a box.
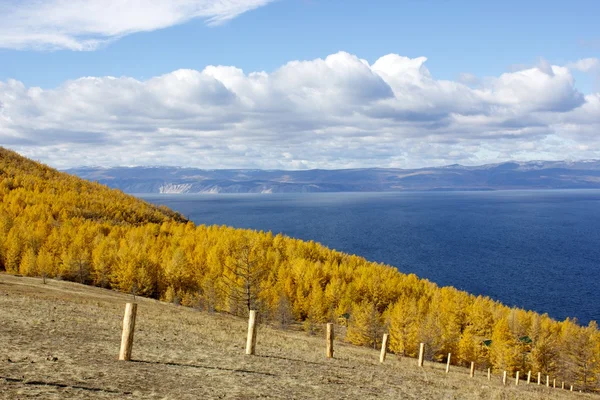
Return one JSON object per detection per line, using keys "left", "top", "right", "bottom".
{"left": 119, "top": 303, "right": 137, "bottom": 361}
{"left": 118, "top": 306, "right": 581, "bottom": 395}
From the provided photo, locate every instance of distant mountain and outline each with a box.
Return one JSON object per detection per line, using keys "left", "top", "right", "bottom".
{"left": 66, "top": 160, "right": 600, "bottom": 194}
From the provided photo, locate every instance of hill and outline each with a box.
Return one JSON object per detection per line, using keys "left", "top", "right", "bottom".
{"left": 0, "top": 274, "right": 591, "bottom": 399}
{"left": 0, "top": 147, "right": 185, "bottom": 225}
{"left": 1, "top": 146, "right": 599, "bottom": 394}
{"left": 66, "top": 161, "right": 600, "bottom": 194}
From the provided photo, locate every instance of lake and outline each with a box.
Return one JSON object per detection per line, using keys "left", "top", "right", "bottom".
{"left": 139, "top": 190, "right": 600, "bottom": 325}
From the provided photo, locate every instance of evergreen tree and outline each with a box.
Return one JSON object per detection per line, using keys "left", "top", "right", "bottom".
{"left": 490, "top": 317, "right": 523, "bottom": 373}
{"left": 346, "top": 301, "right": 384, "bottom": 348}
{"left": 4, "top": 229, "right": 22, "bottom": 273}
{"left": 457, "top": 327, "right": 480, "bottom": 367}
{"left": 19, "top": 247, "right": 37, "bottom": 276}
{"left": 388, "top": 297, "right": 419, "bottom": 357}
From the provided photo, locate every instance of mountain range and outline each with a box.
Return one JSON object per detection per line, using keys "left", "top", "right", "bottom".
{"left": 67, "top": 160, "right": 600, "bottom": 194}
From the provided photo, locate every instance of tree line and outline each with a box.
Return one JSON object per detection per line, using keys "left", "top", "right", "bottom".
{"left": 0, "top": 147, "right": 598, "bottom": 390}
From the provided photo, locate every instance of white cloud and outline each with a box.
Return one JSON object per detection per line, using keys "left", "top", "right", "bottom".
{"left": 477, "top": 65, "right": 585, "bottom": 112}
{"left": 457, "top": 73, "right": 480, "bottom": 87}
{"left": 0, "top": 0, "right": 275, "bottom": 50}
{"left": 1, "top": 52, "right": 599, "bottom": 169}
{"left": 567, "top": 58, "right": 600, "bottom": 72}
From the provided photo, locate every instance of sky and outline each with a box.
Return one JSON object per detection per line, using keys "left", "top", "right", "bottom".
{"left": 0, "top": 0, "right": 599, "bottom": 169}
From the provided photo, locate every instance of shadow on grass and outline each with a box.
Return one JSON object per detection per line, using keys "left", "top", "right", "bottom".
{"left": 131, "top": 359, "right": 277, "bottom": 377}
{"left": 255, "top": 354, "right": 355, "bottom": 370}
{"left": 0, "top": 375, "right": 132, "bottom": 395}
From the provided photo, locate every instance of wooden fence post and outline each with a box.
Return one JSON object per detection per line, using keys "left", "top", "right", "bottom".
{"left": 487, "top": 368, "right": 491, "bottom": 380}
{"left": 503, "top": 371, "right": 507, "bottom": 385}
{"left": 326, "top": 323, "right": 334, "bottom": 358}
{"left": 570, "top": 385, "right": 573, "bottom": 391}
{"left": 445, "top": 353, "right": 451, "bottom": 373}
{"left": 527, "top": 371, "right": 531, "bottom": 384}
{"left": 537, "top": 372, "right": 541, "bottom": 385}
{"left": 553, "top": 379, "right": 556, "bottom": 388}
{"left": 379, "top": 333, "right": 389, "bottom": 363}
{"left": 515, "top": 371, "right": 519, "bottom": 385}
{"left": 119, "top": 303, "right": 137, "bottom": 361}
{"left": 246, "top": 310, "right": 257, "bottom": 355}
{"left": 470, "top": 362, "right": 475, "bottom": 378}
{"left": 417, "top": 343, "right": 424, "bottom": 367}
{"left": 546, "top": 375, "right": 550, "bottom": 387}
{"left": 562, "top": 382, "right": 565, "bottom": 390}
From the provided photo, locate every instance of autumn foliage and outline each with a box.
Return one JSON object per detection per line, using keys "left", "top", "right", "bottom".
{"left": 1, "top": 147, "right": 598, "bottom": 390}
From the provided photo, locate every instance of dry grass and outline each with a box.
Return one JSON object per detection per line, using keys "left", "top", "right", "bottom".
{"left": 0, "top": 274, "right": 594, "bottom": 399}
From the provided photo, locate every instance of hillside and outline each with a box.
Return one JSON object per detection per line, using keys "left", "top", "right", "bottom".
{"left": 0, "top": 148, "right": 185, "bottom": 225}
{"left": 67, "top": 161, "right": 600, "bottom": 194}
{"left": 0, "top": 274, "right": 591, "bottom": 399}
{"left": 1, "top": 146, "right": 599, "bottom": 394}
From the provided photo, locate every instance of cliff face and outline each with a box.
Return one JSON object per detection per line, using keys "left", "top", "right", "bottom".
{"left": 66, "top": 161, "right": 600, "bottom": 193}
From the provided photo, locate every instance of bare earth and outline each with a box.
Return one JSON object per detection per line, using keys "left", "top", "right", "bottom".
{"left": 0, "top": 274, "right": 593, "bottom": 399}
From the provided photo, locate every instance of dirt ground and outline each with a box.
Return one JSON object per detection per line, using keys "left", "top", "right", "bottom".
{"left": 0, "top": 274, "right": 594, "bottom": 399}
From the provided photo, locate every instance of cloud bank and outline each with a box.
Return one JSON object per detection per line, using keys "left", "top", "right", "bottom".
{"left": 1, "top": 52, "right": 599, "bottom": 169}
{"left": 0, "top": 0, "right": 275, "bottom": 50}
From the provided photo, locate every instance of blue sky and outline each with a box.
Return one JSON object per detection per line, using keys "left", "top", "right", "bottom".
{"left": 2, "top": 1, "right": 599, "bottom": 89}
{"left": 0, "top": 0, "right": 599, "bottom": 169}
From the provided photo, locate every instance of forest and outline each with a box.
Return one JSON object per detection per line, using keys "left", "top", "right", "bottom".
{"left": 0, "top": 147, "right": 598, "bottom": 391}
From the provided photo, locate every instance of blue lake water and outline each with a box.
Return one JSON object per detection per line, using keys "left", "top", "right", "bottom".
{"left": 139, "top": 190, "right": 600, "bottom": 325}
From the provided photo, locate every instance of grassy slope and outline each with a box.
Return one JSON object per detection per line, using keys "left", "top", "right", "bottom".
{"left": 0, "top": 274, "right": 589, "bottom": 400}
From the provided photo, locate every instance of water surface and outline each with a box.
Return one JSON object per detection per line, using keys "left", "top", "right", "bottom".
{"left": 139, "top": 190, "right": 600, "bottom": 324}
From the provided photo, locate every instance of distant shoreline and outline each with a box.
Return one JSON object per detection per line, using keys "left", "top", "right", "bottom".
{"left": 67, "top": 160, "right": 600, "bottom": 194}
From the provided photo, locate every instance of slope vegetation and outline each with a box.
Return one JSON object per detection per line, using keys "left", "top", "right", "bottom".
{"left": 0, "top": 147, "right": 598, "bottom": 392}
